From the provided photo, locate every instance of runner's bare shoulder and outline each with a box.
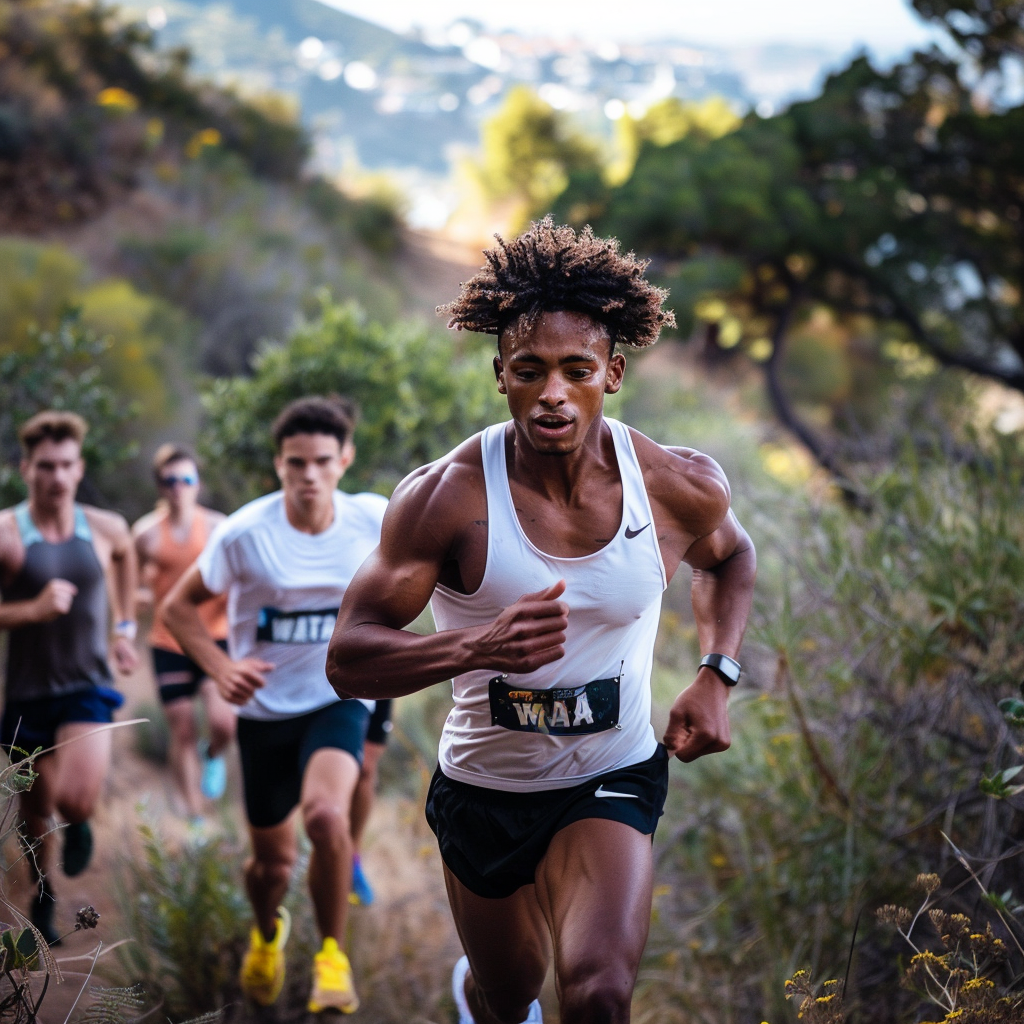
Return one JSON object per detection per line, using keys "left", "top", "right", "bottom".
{"left": 81, "top": 505, "right": 132, "bottom": 544}
{"left": 131, "top": 507, "right": 165, "bottom": 544}
{"left": 382, "top": 433, "right": 486, "bottom": 557}
{"left": 201, "top": 505, "right": 227, "bottom": 528}
{"left": 627, "top": 427, "right": 731, "bottom": 540}
{"left": 0, "top": 508, "right": 20, "bottom": 572}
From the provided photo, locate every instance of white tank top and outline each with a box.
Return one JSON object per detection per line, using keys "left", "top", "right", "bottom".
{"left": 431, "top": 418, "right": 666, "bottom": 792}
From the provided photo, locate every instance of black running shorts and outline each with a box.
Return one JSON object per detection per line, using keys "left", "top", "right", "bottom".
{"left": 365, "top": 698, "right": 393, "bottom": 745}
{"left": 425, "top": 744, "right": 669, "bottom": 899}
{"left": 237, "top": 699, "right": 371, "bottom": 828}
{"left": 151, "top": 641, "right": 227, "bottom": 704}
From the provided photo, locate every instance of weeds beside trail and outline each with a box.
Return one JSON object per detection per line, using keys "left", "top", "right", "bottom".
{"left": 0, "top": 722, "right": 166, "bottom": 1023}
{"left": 107, "top": 797, "right": 461, "bottom": 1023}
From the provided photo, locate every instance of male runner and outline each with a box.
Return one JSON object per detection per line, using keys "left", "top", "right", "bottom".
{"left": 0, "top": 411, "right": 138, "bottom": 945}
{"left": 132, "top": 445, "right": 232, "bottom": 820}
{"left": 327, "top": 218, "right": 756, "bottom": 1024}
{"left": 162, "top": 396, "right": 386, "bottom": 1014}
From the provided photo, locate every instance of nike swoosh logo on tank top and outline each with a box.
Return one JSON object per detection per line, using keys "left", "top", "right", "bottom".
{"left": 624, "top": 523, "right": 651, "bottom": 539}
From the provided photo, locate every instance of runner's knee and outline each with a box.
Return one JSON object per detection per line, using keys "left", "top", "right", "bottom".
{"left": 166, "top": 706, "right": 198, "bottom": 746}
{"left": 558, "top": 964, "right": 633, "bottom": 1024}
{"left": 248, "top": 849, "right": 295, "bottom": 887}
{"left": 302, "top": 801, "right": 351, "bottom": 849}
{"left": 56, "top": 792, "right": 95, "bottom": 824}
{"left": 209, "top": 716, "right": 234, "bottom": 751}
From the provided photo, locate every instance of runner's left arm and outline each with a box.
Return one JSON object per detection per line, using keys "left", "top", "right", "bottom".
{"left": 659, "top": 451, "right": 756, "bottom": 763}
{"left": 103, "top": 511, "right": 140, "bottom": 674}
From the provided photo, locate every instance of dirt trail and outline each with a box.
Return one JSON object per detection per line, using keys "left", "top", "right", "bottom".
{"left": 395, "top": 229, "right": 483, "bottom": 321}
{"left": 5, "top": 656, "right": 490, "bottom": 1022}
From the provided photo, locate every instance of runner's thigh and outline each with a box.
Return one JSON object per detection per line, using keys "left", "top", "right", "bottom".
{"left": 534, "top": 818, "right": 654, "bottom": 989}
{"left": 444, "top": 864, "right": 550, "bottom": 1005}
{"left": 52, "top": 721, "right": 113, "bottom": 803}
{"left": 300, "top": 747, "right": 360, "bottom": 810}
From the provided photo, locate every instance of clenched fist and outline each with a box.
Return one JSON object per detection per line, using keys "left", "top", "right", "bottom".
{"left": 466, "top": 580, "right": 569, "bottom": 675}
{"left": 33, "top": 579, "right": 78, "bottom": 622}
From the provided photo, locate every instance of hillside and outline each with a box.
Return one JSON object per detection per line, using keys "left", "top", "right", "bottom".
{"left": 0, "top": 0, "right": 481, "bottom": 517}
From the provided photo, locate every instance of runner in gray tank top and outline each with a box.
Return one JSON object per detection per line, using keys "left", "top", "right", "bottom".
{"left": 328, "top": 219, "right": 756, "bottom": 1024}
{"left": 0, "top": 412, "right": 138, "bottom": 948}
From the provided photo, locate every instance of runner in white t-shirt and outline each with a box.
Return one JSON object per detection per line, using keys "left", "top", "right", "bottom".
{"left": 162, "top": 396, "right": 386, "bottom": 1015}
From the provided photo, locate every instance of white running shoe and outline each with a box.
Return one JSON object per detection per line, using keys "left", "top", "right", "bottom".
{"left": 451, "top": 955, "right": 543, "bottom": 1024}
{"left": 452, "top": 956, "right": 474, "bottom": 1024}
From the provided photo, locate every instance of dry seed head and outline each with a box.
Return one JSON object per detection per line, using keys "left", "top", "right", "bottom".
{"left": 929, "top": 909, "right": 972, "bottom": 946}
{"left": 877, "top": 904, "right": 913, "bottom": 929}
{"left": 75, "top": 905, "right": 100, "bottom": 930}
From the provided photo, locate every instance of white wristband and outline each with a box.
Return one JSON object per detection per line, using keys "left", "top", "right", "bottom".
{"left": 113, "top": 620, "right": 137, "bottom": 641}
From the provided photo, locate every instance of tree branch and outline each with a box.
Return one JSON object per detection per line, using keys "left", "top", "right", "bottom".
{"left": 762, "top": 292, "right": 871, "bottom": 509}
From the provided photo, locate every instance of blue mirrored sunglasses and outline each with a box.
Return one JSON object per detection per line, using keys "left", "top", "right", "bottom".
{"left": 159, "top": 473, "right": 198, "bottom": 487}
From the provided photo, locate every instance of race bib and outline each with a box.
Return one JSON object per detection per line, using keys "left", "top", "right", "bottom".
{"left": 256, "top": 607, "right": 338, "bottom": 644}
{"left": 488, "top": 674, "right": 620, "bottom": 735}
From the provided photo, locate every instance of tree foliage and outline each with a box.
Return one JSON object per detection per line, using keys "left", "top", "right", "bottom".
{"left": 0, "top": 0, "right": 309, "bottom": 229}
{"left": 911, "top": 0, "right": 1024, "bottom": 69}
{"left": 199, "top": 296, "right": 507, "bottom": 504}
{"left": 0, "top": 311, "right": 140, "bottom": 506}
{"left": 470, "top": 86, "right": 602, "bottom": 231}
{"left": 549, "top": 4, "right": 1024, "bottom": 484}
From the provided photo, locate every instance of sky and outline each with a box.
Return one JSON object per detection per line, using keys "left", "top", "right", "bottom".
{"left": 320, "top": 0, "right": 936, "bottom": 55}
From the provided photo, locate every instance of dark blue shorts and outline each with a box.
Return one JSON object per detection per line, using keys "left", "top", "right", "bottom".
{"left": 1, "top": 686, "right": 125, "bottom": 758}
{"left": 237, "top": 700, "right": 371, "bottom": 828}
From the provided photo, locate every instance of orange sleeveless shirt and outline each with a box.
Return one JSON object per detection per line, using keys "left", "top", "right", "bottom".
{"left": 148, "top": 509, "right": 228, "bottom": 652}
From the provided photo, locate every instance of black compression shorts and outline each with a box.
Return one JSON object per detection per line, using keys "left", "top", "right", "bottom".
{"left": 151, "top": 641, "right": 227, "bottom": 704}
{"left": 365, "top": 698, "right": 393, "bottom": 745}
{"left": 237, "top": 699, "right": 371, "bottom": 828}
{"left": 425, "top": 743, "right": 669, "bottom": 899}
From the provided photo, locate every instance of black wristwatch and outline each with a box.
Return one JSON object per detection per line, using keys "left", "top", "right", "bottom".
{"left": 699, "top": 653, "right": 742, "bottom": 686}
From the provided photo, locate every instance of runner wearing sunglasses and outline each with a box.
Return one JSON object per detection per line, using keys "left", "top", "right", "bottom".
{"left": 132, "top": 446, "right": 233, "bottom": 820}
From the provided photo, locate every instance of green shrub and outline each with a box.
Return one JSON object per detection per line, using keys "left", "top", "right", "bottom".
{"left": 199, "top": 295, "right": 506, "bottom": 504}
{"left": 112, "top": 822, "right": 251, "bottom": 1019}
{"left": 0, "top": 310, "right": 141, "bottom": 508}
{"left": 638, "top": 432, "right": 1024, "bottom": 1023}
{"left": 131, "top": 702, "right": 169, "bottom": 767}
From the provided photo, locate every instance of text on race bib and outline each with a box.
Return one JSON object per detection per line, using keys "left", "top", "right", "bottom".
{"left": 488, "top": 674, "right": 620, "bottom": 735}
{"left": 256, "top": 607, "right": 339, "bottom": 644}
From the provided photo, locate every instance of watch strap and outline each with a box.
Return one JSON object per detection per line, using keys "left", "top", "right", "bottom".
{"left": 700, "top": 653, "right": 741, "bottom": 686}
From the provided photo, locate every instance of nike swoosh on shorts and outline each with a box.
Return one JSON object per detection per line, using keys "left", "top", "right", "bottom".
{"left": 594, "top": 785, "right": 639, "bottom": 799}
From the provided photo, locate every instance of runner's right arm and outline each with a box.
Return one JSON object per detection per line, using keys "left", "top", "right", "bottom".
{"left": 327, "top": 460, "right": 569, "bottom": 701}
{"left": 0, "top": 580, "right": 77, "bottom": 628}
{"left": 162, "top": 564, "right": 272, "bottom": 705}
{"left": 130, "top": 513, "right": 160, "bottom": 611}
{"left": 0, "top": 513, "right": 77, "bottom": 628}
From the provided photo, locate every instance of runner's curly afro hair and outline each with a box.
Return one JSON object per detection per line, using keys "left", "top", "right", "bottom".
{"left": 438, "top": 216, "right": 675, "bottom": 350}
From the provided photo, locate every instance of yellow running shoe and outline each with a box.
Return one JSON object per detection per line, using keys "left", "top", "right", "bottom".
{"left": 308, "top": 936, "right": 359, "bottom": 1014}
{"left": 240, "top": 906, "right": 291, "bottom": 1006}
